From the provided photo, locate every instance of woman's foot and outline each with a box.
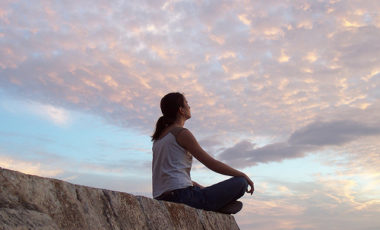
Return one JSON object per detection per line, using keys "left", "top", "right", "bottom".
{"left": 217, "top": 201, "right": 243, "bottom": 214}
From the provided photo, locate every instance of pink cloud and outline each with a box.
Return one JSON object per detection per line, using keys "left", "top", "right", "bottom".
{"left": 1, "top": 1, "right": 379, "bottom": 228}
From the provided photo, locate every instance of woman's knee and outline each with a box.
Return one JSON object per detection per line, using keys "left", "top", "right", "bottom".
{"left": 233, "top": 176, "right": 248, "bottom": 190}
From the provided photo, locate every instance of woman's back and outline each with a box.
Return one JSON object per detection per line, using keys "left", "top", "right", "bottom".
{"left": 152, "top": 127, "right": 193, "bottom": 198}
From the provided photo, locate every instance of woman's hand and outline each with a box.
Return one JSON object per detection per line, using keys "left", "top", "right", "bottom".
{"left": 244, "top": 174, "right": 254, "bottom": 195}
{"left": 192, "top": 180, "right": 205, "bottom": 189}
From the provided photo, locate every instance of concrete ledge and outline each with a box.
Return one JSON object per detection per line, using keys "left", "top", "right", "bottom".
{"left": 0, "top": 167, "right": 239, "bottom": 230}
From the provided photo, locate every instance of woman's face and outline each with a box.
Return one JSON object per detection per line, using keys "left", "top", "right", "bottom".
{"left": 182, "top": 97, "right": 191, "bottom": 119}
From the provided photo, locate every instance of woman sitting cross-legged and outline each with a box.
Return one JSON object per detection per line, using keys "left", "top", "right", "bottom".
{"left": 151, "top": 92, "right": 254, "bottom": 214}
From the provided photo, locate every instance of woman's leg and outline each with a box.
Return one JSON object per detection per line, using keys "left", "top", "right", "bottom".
{"left": 157, "top": 177, "right": 248, "bottom": 212}
{"left": 201, "top": 176, "right": 248, "bottom": 211}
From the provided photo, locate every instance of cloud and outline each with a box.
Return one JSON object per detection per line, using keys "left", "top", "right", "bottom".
{"left": 218, "top": 120, "right": 380, "bottom": 168}
{"left": 0, "top": 155, "right": 151, "bottom": 194}
{"left": 218, "top": 140, "right": 316, "bottom": 168}
{"left": 0, "top": 155, "right": 63, "bottom": 177}
{"left": 0, "top": 150, "right": 152, "bottom": 194}
{"left": 0, "top": 0, "right": 378, "bottom": 138}
{"left": 289, "top": 120, "right": 380, "bottom": 146}
{"left": 1, "top": 1, "right": 379, "bottom": 228}
{"left": 236, "top": 174, "right": 380, "bottom": 230}
{"left": 35, "top": 104, "right": 71, "bottom": 125}
{"left": 1, "top": 97, "right": 71, "bottom": 126}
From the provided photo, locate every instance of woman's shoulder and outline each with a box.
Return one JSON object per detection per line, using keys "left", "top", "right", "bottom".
{"left": 156, "top": 126, "right": 188, "bottom": 140}
{"left": 169, "top": 126, "right": 188, "bottom": 138}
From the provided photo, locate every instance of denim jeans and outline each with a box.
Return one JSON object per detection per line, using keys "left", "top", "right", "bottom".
{"left": 157, "top": 176, "right": 248, "bottom": 212}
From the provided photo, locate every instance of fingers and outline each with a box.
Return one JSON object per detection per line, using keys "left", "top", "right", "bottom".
{"left": 243, "top": 174, "right": 254, "bottom": 195}
{"left": 247, "top": 183, "right": 254, "bottom": 194}
{"left": 246, "top": 179, "right": 254, "bottom": 195}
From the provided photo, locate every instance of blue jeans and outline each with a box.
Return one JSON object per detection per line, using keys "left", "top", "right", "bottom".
{"left": 157, "top": 176, "right": 248, "bottom": 212}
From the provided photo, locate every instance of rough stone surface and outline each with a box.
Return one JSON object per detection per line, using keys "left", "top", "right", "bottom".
{"left": 0, "top": 167, "right": 240, "bottom": 230}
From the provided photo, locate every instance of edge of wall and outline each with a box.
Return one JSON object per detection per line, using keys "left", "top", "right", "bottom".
{"left": 0, "top": 167, "right": 240, "bottom": 230}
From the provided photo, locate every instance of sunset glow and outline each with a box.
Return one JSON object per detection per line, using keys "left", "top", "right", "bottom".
{"left": 1, "top": 0, "right": 379, "bottom": 229}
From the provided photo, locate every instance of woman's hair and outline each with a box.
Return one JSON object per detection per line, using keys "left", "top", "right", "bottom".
{"left": 151, "top": 92, "right": 185, "bottom": 141}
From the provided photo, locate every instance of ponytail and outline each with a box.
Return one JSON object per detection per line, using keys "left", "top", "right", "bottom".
{"left": 151, "top": 116, "right": 176, "bottom": 141}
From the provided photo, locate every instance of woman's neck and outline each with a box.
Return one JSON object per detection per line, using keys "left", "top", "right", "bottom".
{"left": 174, "top": 117, "right": 186, "bottom": 127}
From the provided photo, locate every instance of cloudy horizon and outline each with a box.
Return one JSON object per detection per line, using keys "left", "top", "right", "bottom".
{"left": 1, "top": 0, "right": 379, "bottom": 229}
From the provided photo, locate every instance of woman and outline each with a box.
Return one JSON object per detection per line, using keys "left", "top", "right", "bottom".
{"left": 152, "top": 92, "right": 254, "bottom": 214}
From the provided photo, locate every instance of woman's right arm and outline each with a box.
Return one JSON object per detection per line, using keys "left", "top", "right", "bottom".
{"left": 177, "top": 129, "right": 254, "bottom": 194}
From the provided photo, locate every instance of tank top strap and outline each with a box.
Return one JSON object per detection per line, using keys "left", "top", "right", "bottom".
{"left": 169, "top": 127, "right": 187, "bottom": 138}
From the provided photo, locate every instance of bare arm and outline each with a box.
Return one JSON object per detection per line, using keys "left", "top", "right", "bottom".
{"left": 177, "top": 129, "right": 254, "bottom": 194}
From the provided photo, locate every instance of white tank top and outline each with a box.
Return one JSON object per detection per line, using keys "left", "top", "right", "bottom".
{"left": 152, "top": 128, "right": 193, "bottom": 198}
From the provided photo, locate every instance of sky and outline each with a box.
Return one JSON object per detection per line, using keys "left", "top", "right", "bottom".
{"left": 0, "top": 0, "right": 379, "bottom": 229}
